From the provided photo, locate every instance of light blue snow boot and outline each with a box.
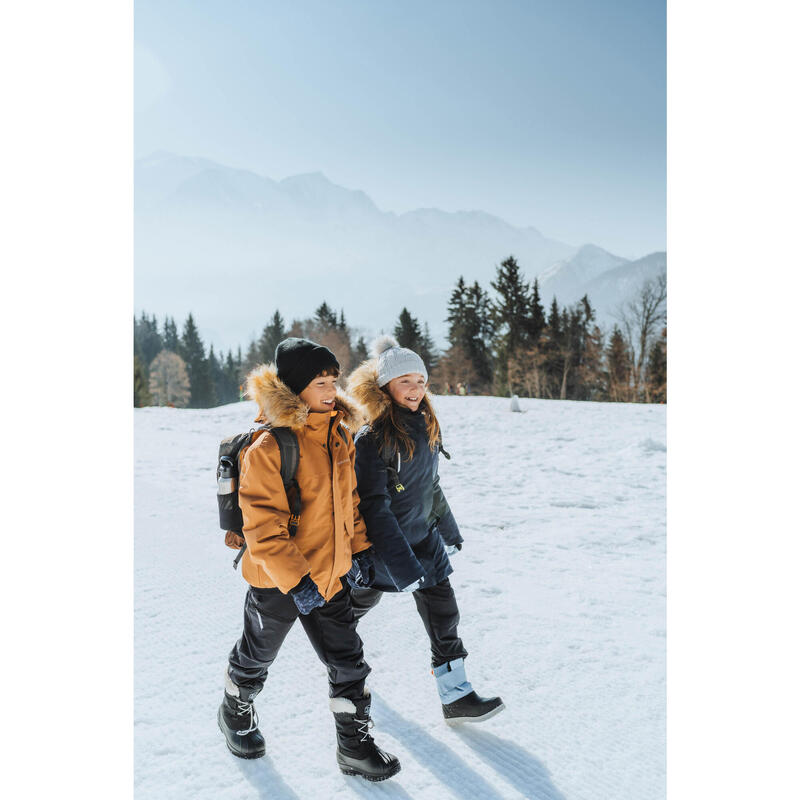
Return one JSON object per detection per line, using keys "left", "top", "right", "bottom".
{"left": 434, "top": 658, "right": 505, "bottom": 725}
{"left": 433, "top": 658, "right": 473, "bottom": 704}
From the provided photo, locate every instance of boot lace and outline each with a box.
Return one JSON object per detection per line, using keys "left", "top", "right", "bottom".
{"left": 354, "top": 716, "right": 374, "bottom": 743}
{"left": 234, "top": 697, "right": 259, "bottom": 736}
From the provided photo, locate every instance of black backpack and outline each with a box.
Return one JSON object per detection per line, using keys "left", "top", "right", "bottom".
{"left": 216, "top": 426, "right": 301, "bottom": 569}
{"left": 216, "top": 423, "right": 351, "bottom": 569}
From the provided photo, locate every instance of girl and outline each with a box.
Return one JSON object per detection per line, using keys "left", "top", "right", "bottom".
{"left": 346, "top": 336, "right": 504, "bottom": 724}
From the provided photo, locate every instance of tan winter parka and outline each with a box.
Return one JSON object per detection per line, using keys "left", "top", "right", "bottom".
{"left": 237, "top": 365, "right": 371, "bottom": 600}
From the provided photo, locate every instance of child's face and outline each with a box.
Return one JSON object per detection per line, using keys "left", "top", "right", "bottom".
{"left": 387, "top": 373, "right": 427, "bottom": 411}
{"left": 299, "top": 374, "right": 338, "bottom": 413}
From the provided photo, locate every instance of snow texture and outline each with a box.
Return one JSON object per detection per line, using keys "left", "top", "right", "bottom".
{"left": 135, "top": 396, "right": 665, "bottom": 799}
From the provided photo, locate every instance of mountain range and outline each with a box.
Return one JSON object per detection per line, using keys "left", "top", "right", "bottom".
{"left": 135, "top": 152, "right": 666, "bottom": 352}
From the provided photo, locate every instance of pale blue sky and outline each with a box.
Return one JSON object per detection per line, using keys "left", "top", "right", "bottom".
{"left": 135, "top": 0, "right": 665, "bottom": 258}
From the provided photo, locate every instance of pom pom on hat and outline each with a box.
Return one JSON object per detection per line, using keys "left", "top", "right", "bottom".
{"left": 370, "top": 334, "right": 428, "bottom": 387}
{"left": 370, "top": 334, "right": 400, "bottom": 358}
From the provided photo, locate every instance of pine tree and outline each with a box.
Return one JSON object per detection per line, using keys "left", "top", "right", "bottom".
{"left": 209, "top": 345, "right": 237, "bottom": 406}
{"left": 607, "top": 325, "right": 632, "bottom": 402}
{"left": 134, "top": 354, "right": 152, "bottom": 407}
{"left": 490, "top": 255, "right": 532, "bottom": 394}
{"left": 233, "top": 348, "right": 245, "bottom": 399}
{"left": 419, "top": 322, "right": 439, "bottom": 373}
{"left": 491, "top": 256, "right": 530, "bottom": 352}
{"left": 505, "top": 279, "right": 548, "bottom": 399}
{"left": 224, "top": 350, "right": 241, "bottom": 401}
{"left": 163, "top": 316, "right": 179, "bottom": 352}
{"left": 134, "top": 312, "right": 164, "bottom": 365}
{"left": 541, "top": 298, "right": 563, "bottom": 397}
{"left": 258, "top": 310, "right": 286, "bottom": 363}
{"left": 564, "top": 296, "right": 598, "bottom": 400}
{"left": 394, "top": 307, "right": 423, "bottom": 351}
{"left": 354, "top": 336, "right": 368, "bottom": 364}
{"left": 527, "top": 279, "right": 547, "bottom": 343}
{"left": 314, "top": 301, "right": 338, "bottom": 330}
{"left": 463, "top": 281, "right": 494, "bottom": 389}
{"left": 442, "top": 277, "right": 493, "bottom": 392}
{"left": 557, "top": 305, "right": 582, "bottom": 400}
{"left": 446, "top": 277, "right": 468, "bottom": 348}
{"left": 180, "top": 313, "right": 215, "bottom": 408}
{"left": 548, "top": 298, "right": 561, "bottom": 338}
{"left": 393, "top": 309, "right": 438, "bottom": 374}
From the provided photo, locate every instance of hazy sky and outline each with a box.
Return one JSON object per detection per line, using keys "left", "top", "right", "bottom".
{"left": 135, "top": 0, "right": 665, "bottom": 259}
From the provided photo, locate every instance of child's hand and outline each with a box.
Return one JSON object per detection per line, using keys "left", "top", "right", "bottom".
{"left": 346, "top": 549, "right": 375, "bottom": 589}
{"left": 289, "top": 574, "right": 325, "bottom": 614}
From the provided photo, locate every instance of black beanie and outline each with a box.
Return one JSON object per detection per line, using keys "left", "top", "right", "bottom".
{"left": 275, "top": 337, "right": 339, "bottom": 395}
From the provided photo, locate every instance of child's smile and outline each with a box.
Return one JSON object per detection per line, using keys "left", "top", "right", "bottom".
{"left": 299, "top": 374, "right": 339, "bottom": 413}
{"left": 387, "top": 373, "right": 427, "bottom": 411}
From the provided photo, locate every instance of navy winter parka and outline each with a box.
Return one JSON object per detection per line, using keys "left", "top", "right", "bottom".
{"left": 349, "top": 363, "right": 464, "bottom": 593}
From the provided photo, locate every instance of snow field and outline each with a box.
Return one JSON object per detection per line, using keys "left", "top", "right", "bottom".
{"left": 135, "top": 395, "right": 665, "bottom": 799}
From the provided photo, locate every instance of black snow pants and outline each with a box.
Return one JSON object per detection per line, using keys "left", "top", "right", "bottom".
{"left": 228, "top": 584, "right": 370, "bottom": 700}
{"left": 350, "top": 577, "right": 468, "bottom": 669}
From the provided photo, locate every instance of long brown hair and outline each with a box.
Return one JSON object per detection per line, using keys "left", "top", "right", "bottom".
{"left": 375, "top": 391, "right": 441, "bottom": 460}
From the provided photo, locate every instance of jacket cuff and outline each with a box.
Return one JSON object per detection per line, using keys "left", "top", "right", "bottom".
{"left": 387, "top": 553, "right": 426, "bottom": 591}
{"left": 351, "top": 533, "right": 373, "bottom": 555}
{"left": 269, "top": 558, "right": 314, "bottom": 595}
{"left": 436, "top": 511, "right": 464, "bottom": 547}
{"left": 289, "top": 573, "right": 315, "bottom": 595}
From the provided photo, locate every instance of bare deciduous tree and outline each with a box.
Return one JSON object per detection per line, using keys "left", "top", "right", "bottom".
{"left": 508, "top": 345, "right": 548, "bottom": 398}
{"left": 149, "top": 350, "right": 191, "bottom": 408}
{"left": 614, "top": 273, "right": 666, "bottom": 400}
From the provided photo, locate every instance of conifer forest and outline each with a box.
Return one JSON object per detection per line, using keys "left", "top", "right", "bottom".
{"left": 134, "top": 257, "right": 666, "bottom": 408}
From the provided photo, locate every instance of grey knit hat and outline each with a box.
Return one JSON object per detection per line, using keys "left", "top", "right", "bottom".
{"left": 371, "top": 335, "right": 428, "bottom": 386}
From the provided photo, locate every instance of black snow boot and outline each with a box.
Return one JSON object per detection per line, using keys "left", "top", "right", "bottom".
{"left": 218, "top": 682, "right": 266, "bottom": 759}
{"left": 331, "top": 692, "right": 401, "bottom": 782}
{"left": 442, "top": 690, "right": 506, "bottom": 725}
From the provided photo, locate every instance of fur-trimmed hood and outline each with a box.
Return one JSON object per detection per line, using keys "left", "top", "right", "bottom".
{"left": 246, "top": 363, "right": 363, "bottom": 432}
{"left": 345, "top": 361, "right": 392, "bottom": 424}
{"left": 346, "top": 360, "right": 434, "bottom": 425}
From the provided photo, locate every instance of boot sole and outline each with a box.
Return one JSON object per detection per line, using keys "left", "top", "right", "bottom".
{"left": 339, "top": 762, "right": 401, "bottom": 782}
{"left": 218, "top": 708, "right": 266, "bottom": 759}
{"left": 445, "top": 701, "right": 506, "bottom": 726}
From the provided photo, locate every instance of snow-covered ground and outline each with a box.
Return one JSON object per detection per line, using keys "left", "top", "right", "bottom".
{"left": 135, "top": 396, "right": 665, "bottom": 800}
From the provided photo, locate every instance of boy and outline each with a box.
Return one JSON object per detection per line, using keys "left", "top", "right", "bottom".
{"left": 219, "top": 337, "right": 400, "bottom": 782}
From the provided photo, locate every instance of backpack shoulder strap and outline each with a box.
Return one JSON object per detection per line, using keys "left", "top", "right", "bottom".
{"left": 268, "top": 426, "right": 300, "bottom": 485}
{"left": 369, "top": 428, "right": 405, "bottom": 494}
{"left": 267, "top": 426, "right": 302, "bottom": 536}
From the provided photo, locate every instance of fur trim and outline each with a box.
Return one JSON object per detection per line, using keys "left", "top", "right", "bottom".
{"left": 333, "top": 391, "right": 367, "bottom": 432}
{"left": 224, "top": 667, "right": 240, "bottom": 698}
{"left": 329, "top": 696, "right": 357, "bottom": 714}
{"left": 328, "top": 687, "right": 371, "bottom": 715}
{"left": 246, "top": 363, "right": 363, "bottom": 432}
{"left": 346, "top": 361, "right": 392, "bottom": 424}
{"left": 369, "top": 334, "right": 399, "bottom": 358}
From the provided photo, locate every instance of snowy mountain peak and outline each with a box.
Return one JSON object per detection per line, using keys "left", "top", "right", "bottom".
{"left": 134, "top": 152, "right": 663, "bottom": 349}
{"left": 278, "top": 171, "right": 379, "bottom": 214}
{"left": 539, "top": 244, "right": 629, "bottom": 285}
